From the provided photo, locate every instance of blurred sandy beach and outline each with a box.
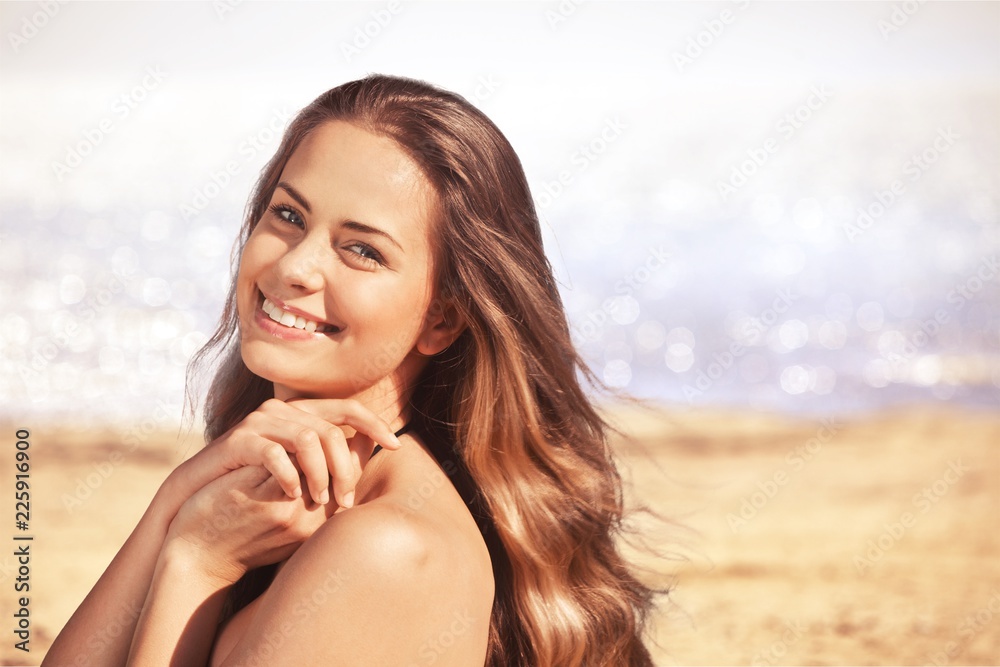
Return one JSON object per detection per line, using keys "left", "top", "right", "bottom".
{"left": 2, "top": 403, "right": 997, "bottom": 666}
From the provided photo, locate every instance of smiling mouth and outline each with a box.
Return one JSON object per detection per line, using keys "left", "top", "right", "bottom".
{"left": 261, "top": 295, "right": 342, "bottom": 334}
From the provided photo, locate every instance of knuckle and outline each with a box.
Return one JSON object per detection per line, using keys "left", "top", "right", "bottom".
{"left": 243, "top": 410, "right": 267, "bottom": 430}
{"left": 261, "top": 442, "right": 287, "bottom": 466}
{"left": 268, "top": 501, "right": 296, "bottom": 528}
{"left": 274, "top": 511, "right": 296, "bottom": 531}
{"left": 320, "top": 424, "right": 345, "bottom": 444}
{"left": 260, "top": 398, "right": 284, "bottom": 413}
{"left": 295, "top": 428, "right": 320, "bottom": 450}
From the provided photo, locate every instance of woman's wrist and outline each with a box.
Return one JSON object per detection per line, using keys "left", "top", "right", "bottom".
{"left": 154, "top": 445, "right": 229, "bottom": 523}
{"left": 149, "top": 462, "right": 197, "bottom": 526}
{"left": 126, "top": 529, "right": 239, "bottom": 666}
{"left": 159, "top": 534, "right": 245, "bottom": 592}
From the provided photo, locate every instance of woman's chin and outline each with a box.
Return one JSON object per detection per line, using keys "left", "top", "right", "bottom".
{"left": 269, "top": 379, "right": 355, "bottom": 402}
{"left": 241, "top": 357, "right": 308, "bottom": 396}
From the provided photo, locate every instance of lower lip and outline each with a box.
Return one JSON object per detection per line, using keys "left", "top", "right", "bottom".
{"left": 253, "top": 302, "right": 336, "bottom": 341}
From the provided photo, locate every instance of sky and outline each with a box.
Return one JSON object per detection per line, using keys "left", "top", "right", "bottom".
{"left": 1, "top": 1, "right": 998, "bottom": 423}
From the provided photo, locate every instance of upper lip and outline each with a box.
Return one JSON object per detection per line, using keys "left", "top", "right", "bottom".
{"left": 261, "top": 291, "right": 339, "bottom": 328}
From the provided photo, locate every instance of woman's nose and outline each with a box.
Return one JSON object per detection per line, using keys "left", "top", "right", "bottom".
{"left": 275, "top": 239, "right": 326, "bottom": 292}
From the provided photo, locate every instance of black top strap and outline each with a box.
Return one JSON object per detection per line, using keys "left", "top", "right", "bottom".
{"left": 369, "top": 421, "right": 413, "bottom": 459}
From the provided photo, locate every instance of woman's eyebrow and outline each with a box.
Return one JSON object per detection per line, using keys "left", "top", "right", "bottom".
{"left": 277, "top": 181, "right": 312, "bottom": 213}
{"left": 342, "top": 220, "right": 404, "bottom": 252}
{"left": 276, "top": 181, "right": 403, "bottom": 252}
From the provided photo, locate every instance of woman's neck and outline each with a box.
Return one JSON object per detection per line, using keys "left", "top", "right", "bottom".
{"left": 271, "top": 374, "right": 414, "bottom": 436}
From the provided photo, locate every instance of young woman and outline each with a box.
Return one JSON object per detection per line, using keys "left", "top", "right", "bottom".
{"left": 45, "top": 74, "right": 657, "bottom": 666}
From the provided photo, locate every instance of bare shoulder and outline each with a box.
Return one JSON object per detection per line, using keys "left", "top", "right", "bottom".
{"left": 311, "top": 491, "right": 493, "bottom": 604}
{"left": 218, "top": 437, "right": 494, "bottom": 666}
{"left": 357, "top": 431, "right": 496, "bottom": 597}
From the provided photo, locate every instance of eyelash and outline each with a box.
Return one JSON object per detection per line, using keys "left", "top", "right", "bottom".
{"left": 267, "top": 203, "right": 387, "bottom": 268}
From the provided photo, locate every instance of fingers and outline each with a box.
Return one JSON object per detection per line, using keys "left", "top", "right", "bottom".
{"left": 227, "top": 417, "right": 308, "bottom": 499}
{"left": 214, "top": 432, "right": 302, "bottom": 500}
{"left": 225, "top": 398, "right": 406, "bottom": 509}
{"left": 235, "top": 416, "right": 334, "bottom": 505}
{"left": 324, "top": 429, "right": 357, "bottom": 508}
{"left": 257, "top": 439, "right": 304, "bottom": 500}
{"left": 272, "top": 413, "right": 359, "bottom": 507}
{"left": 287, "top": 398, "right": 403, "bottom": 451}
{"left": 288, "top": 421, "right": 363, "bottom": 508}
{"left": 288, "top": 428, "right": 331, "bottom": 506}
{"left": 223, "top": 462, "right": 275, "bottom": 489}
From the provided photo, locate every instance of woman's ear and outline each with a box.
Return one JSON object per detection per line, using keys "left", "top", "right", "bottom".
{"left": 416, "top": 296, "right": 466, "bottom": 356}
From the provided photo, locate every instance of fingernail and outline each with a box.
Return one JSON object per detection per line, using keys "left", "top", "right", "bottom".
{"left": 292, "top": 487, "right": 302, "bottom": 499}
{"left": 318, "top": 489, "right": 329, "bottom": 505}
{"left": 342, "top": 491, "right": 355, "bottom": 508}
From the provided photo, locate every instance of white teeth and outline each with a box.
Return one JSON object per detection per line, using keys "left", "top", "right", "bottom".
{"left": 261, "top": 296, "right": 335, "bottom": 333}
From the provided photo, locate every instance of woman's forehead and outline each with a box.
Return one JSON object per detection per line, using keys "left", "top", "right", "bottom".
{"left": 279, "top": 121, "right": 440, "bottom": 244}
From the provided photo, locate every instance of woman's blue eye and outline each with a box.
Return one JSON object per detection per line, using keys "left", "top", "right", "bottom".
{"left": 268, "top": 203, "right": 304, "bottom": 227}
{"left": 347, "top": 243, "right": 386, "bottom": 266}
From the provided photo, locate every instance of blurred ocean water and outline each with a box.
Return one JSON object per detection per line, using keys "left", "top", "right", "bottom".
{"left": 1, "top": 80, "right": 997, "bottom": 423}
{"left": 556, "top": 87, "right": 1000, "bottom": 415}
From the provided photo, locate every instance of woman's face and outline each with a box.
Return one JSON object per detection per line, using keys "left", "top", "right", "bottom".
{"left": 236, "top": 120, "right": 451, "bottom": 402}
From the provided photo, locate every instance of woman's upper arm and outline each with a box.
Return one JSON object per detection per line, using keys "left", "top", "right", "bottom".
{"left": 217, "top": 503, "right": 477, "bottom": 666}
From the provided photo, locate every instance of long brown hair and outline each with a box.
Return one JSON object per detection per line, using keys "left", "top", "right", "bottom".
{"left": 187, "top": 74, "right": 657, "bottom": 666}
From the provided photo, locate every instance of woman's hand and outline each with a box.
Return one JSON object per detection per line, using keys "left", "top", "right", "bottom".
{"left": 114, "top": 396, "right": 406, "bottom": 667}
{"left": 126, "top": 465, "right": 331, "bottom": 666}
{"left": 165, "top": 464, "right": 330, "bottom": 587}
{"left": 169, "top": 398, "right": 404, "bottom": 511}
